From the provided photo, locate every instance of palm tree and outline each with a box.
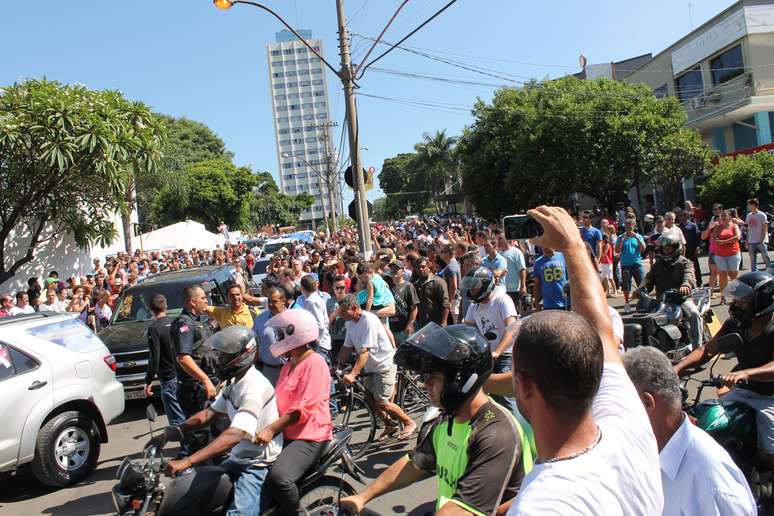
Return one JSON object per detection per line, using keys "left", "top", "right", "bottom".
{"left": 412, "top": 130, "right": 458, "bottom": 212}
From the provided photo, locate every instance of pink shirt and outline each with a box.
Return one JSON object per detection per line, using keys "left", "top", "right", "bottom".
{"left": 274, "top": 351, "right": 332, "bottom": 442}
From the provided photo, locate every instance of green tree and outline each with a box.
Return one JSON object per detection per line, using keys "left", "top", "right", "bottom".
{"left": 136, "top": 115, "right": 233, "bottom": 231}
{"left": 457, "top": 77, "right": 707, "bottom": 218}
{"left": 378, "top": 153, "right": 415, "bottom": 194}
{"left": 700, "top": 152, "right": 774, "bottom": 209}
{"left": 412, "top": 130, "right": 459, "bottom": 211}
{"left": 152, "top": 159, "right": 256, "bottom": 231}
{"left": 0, "top": 79, "right": 164, "bottom": 285}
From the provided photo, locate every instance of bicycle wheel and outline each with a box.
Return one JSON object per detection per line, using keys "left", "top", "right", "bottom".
{"left": 330, "top": 391, "right": 376, "bottom": 459}
{"left": 397, "top": 376, "right": 430, "bottom": 415}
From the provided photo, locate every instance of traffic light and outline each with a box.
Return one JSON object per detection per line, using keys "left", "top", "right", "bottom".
{"left": 344, "top": 166, "right": 371, "bottom": 190}
{"left": 348, "top": 200, "right": 373, "bottom": 220}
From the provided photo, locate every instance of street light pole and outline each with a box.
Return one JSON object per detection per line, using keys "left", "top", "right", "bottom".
{"left": 335, "top": 0, "right": 372, "bottom": 257}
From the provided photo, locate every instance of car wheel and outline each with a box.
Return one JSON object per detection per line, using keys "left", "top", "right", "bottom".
{"left": 30, "top": 410, "right": 101, "bottom": 487}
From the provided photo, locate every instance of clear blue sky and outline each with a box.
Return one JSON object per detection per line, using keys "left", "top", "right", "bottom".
{"left": 2, "top": 0, "right": 736, "bottom": 206}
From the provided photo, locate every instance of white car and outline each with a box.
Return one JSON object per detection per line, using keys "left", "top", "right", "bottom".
{"left": 0, "top": 313, "right": 124, "bottom": 487}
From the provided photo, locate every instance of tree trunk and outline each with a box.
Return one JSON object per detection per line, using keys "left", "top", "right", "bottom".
{"left": 121, "top": 187, "right": 134, "bottom": 253}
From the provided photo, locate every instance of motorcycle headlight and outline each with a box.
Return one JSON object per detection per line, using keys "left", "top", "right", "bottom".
{"left": 118, "top": 458, "right": 146, "bottom": 491}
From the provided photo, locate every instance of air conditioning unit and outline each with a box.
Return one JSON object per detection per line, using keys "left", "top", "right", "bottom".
{"left": 689, "top": 95, "right": 706, "bottom": 109}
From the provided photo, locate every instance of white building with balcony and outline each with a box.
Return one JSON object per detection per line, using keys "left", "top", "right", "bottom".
{"left": 625, "top": 0, "right": 774, "bottom": 207}
{"left": 267, "top": 29, "right": 340, "bottom": 228}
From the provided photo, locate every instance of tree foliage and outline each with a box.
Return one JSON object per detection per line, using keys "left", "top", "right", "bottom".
{"left": 136, "top": 115, "right": 233, "bottom": 231}
{"left": 249, "top": 172, "right": 315, "bottom": 228}
{"left": 457, "top": 77, "right": 710, "bottom": 219}
{"left": 700, "top": 152, "right": 774, "bottom": 209}
{"left": 0, "top": 79, "right": 164, "bottom": 285}
{"left": 152, "top": 159, "right": 256, "bottom": 231}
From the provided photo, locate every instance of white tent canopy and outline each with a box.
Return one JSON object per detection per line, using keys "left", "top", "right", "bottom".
{"left": 138, "top": 220, "right": 225, "bottom": 252}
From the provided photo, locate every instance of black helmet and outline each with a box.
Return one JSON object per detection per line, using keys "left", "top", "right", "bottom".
{"left": 724, "top": 271, "right": 774, "bottom": 321}
{"left": 461, "top": 266, "right": 495, "bottom": 303}
{"left": 395, "top": 323, "right": 492, "bottom": 414}
{"left": 657, "top": 233, "right": 683, "bottom": 263}
{"left": 203, "top": 325, "right": 257, "bottom": 383}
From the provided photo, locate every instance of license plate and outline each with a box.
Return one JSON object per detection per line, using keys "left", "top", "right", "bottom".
{"left": 706, "top": 310, "right": 723, "bottom": 337}
{"left": 125, "top": 389, "right": 147, "bottom": 400}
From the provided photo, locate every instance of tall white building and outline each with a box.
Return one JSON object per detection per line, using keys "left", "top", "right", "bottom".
{"left": 267, "top": 29, "right": 339, "bottom": 227}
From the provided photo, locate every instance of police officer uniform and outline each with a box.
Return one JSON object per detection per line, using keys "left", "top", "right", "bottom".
{"left": 171, "top": 307, "right": 215, "bottom": 454}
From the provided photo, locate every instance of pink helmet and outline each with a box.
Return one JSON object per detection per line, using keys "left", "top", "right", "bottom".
{"left": 267, "top": 308, "right": 320, "bottom": 358}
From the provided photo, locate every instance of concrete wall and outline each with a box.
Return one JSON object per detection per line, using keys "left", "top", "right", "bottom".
{"left": 1, "top": 210, "right": 137, "bottom": 294}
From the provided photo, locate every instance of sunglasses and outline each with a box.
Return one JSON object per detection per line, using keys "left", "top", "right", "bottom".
{"left": 334, "top": 285, "right": 346, "bottom": 290}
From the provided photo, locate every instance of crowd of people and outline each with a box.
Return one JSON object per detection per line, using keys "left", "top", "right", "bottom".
{"left": 2, "top": 197, "right": 773, "bottom": 515}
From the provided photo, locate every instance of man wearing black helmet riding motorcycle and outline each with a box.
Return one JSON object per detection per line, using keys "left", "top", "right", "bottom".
{"left": 675, "top": 271, "right": 774, "bottom": 469}
{"left": 162, "top": 326, "right": 282, "bottom": 516}
{"left": 640, "top": 233, "right": 702, "bottom": 350}
{"left": 340, "top": 323, "right": 533, "bottom": 516}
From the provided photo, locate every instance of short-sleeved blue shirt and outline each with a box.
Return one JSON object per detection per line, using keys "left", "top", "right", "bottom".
{"left": 533, "top": 252, "right": 568, "bottom": 309}
{"left": 580, "top": 226, "right": 604, "bottom": 258}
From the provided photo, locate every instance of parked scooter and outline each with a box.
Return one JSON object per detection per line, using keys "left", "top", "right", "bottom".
{"left": 682, "top": 333, "right": 773, "bottom": 509}
{"left": 111, "top": 405, "right": 361, "bottom": 516}
{"left": 622, "top": 287, "right": 719, "bottom": 362}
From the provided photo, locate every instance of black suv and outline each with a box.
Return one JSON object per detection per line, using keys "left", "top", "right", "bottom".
{"left": 98, "top": 265, "right": 236, "bottom": 399}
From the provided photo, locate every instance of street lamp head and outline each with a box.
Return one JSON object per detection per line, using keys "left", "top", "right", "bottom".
{"left": 213, "top": 0, "right": 234, "bottom": 10}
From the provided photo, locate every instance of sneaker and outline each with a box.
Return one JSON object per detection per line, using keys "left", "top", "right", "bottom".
{"left": 624, "top": 302, "right": 631, "bottom": 314}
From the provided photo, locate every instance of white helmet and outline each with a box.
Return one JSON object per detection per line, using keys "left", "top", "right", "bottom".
{"left": 267, "top": 308, "right": 319, "bottom": 358}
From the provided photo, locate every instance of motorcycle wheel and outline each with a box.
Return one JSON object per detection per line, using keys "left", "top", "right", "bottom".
{"left": 299, "top": 475, "right": 357, "bottom": 515}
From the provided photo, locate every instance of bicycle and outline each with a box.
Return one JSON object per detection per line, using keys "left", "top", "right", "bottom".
{"left": 395, "top": 367, "right": 431, "bottom": 416}
{"left": 330, "top": 369, "right": 377, "bottom": 460}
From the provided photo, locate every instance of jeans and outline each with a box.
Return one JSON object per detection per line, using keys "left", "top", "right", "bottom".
{"left": 492, "top": 354, "right": 516, "bottom": 415}
{"left": 265, "top": 439, "right": 328, "bottom": 515}
{"left": 621, "top": 263, "right": 645, "bottom": 293}
{"left": 688, "top": 250, "right": 703, "bottom": 287}
{"left": 310, "top": 344, "right": 337, "bottom": 415}
{"left": 159, "top": 378, "right": 186, "bottom": 427}
{"left": 222, "top": 457, "right": 270, "bottom": 516}
{"left": 681, "top": 299, "right": 702, "bottom": 350}
{"left": 749, "top": 243, "right": 772, "bottom": 271}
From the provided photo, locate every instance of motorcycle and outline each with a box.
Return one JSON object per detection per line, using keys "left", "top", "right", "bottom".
{"left": 112, "top": 405, "right": 362, "bottom": 516}
{"left": 622, "top": 287, "right": 720, "bottom": 363}
{"left": 682, "top": 333, "right": 773, "bottom": 508}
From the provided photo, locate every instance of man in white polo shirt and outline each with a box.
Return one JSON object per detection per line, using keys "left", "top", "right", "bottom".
{"left": 624, "top": 346, "right": 754, "bottom": 515}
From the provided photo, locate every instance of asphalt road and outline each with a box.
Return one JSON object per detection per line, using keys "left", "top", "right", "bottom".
{"left": 0, "top": 253, "right": 752, "bottom": 515}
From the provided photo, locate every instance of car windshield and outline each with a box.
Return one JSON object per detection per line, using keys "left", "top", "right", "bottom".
{"left": 112, "top": 283, "right": 186, "bottom": 324}
{"left": 253, "top": 260, "right": 270, "bottom": 275}
{"left": 263, "top": 242, "right": 291, "bottom": 255}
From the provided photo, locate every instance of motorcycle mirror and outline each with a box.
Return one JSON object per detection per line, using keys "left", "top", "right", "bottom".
{"left": 146, "top": 404, "right": 157, "bottom": 422}
{"left": 716, "top": 333, "right": 743, "bottom": 354}
{"left": 484, "top": 331, "right": 497, "bottom": 341}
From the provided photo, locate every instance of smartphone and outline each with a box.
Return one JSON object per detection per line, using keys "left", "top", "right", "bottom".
{"left": 503, "top": 214, "right": 543, "bottom": 241}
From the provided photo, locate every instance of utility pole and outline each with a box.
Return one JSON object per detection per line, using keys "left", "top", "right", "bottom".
{"left": 336, "top": 0, "right": 372, "bottom": 257}
{"left": 317, "top": 120, "right": 339, "bottom": 232}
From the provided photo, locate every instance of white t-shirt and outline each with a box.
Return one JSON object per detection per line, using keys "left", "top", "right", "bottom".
{"left": 661, "top": 225, "right": 686, "bottom": 245}
{"left": 746, "top": 211, "right": 769, "bottom": 244}
{"left": 464, "top": 291, "right": 518, "bottom": 353}
{"left": 210, "top": 366, "right": 282, "bottom": 466}
{"left": 343, "top": 311, "right": 395, "bottom": 373}
{"left": 10, "top": 305, "right": 35, "bottom": 315}
{"left": 38, "top": 303, "right": 62, "bottom": 313}
{"left": 508, "top": 363, "right": 663, "bottom": 516}
{"left": 302, "top": 292, "right": 331, "bottom": 351}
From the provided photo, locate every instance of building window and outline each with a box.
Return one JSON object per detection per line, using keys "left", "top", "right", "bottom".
{"left": 297, "top": 59, "right": 308, "bottom": 65}
{"left": 314, "top": 101, "right": 326, "bottom": 107}
{"left": 653, "top": 84, "right": 668, "bottom": 98}
{"left": 313, "top": 46, "right": 320, "bottom": 52}
{"left": 292, "top": 127, "right": 302, "bottom": 133}
{"left": 285, "top": 70, "right": 297, "bottom": 77}
{"left": 277, "top": 117, "right": 289, "bottom": 123}
{"left": 296, "top": 47, "right": 307, "bottom": 54}
{"left": 271, "top": 60, "right": 283, "bottom": 67}
{"left": 282, "top": 163, "right": 293, "bottom": 169}
{"left": 301, "top": 91, "right": 312, "bottom": 97}
{"left": 271, "top": 50, "right": 281, "bottom": 56}
{"left": 300, "top": 80, "right": 311, "bottom": 87}
{"left": 304, "top": 114, "right": 314, "bottom": 120}
{"left": 675, "top": 67, "right": 703, "bottom": 101}
{"left": 274, "top": 83, "right": 286, "bottom": 90}
{"left": 297, "top": 69, "right": 310, "bottom": 76}
{"left": 278, "top": 128, "right": 290, "bottom": 134}
{"left": 287, "top": 93, "right": 300, "bottom": 99}
{"left": 312, "top": 80, "right": 324, "bottom": 86}
{"left": 293, "top": 138, "right": 304, "bottom": 144}
{"left": 284, "top": 60, "right": 295, "bottom": 65}
{"left": 312, "top": 68, "right": 323, "bottom": 74}
{"left": 274, "top": 94, "right": 285, "bottom": 100}
{"left": 316, "top": 113, "right": 327, "bottom": 119}
{"left": 710, "top": 44, "right": 744, "bottom": 86}
{"left": 276, "top": 106, "right": 288, "bottom": 112}
{"left": 286, "top": 82, "right": 298, "bottom": 88}
{"left": 305, "top": 136, "right": 317, "bottom": 143}
{"left": 290, "top": 104, "right": 300, "bottom": 110}
{"left": 303, "top": 102, "right": 313, "bottom": 109}
{"left": 273, "top": 72, "right": 283, "bottom": 78}
{"left": 313, "top": 91, "right": 324, "bottom": 97}
{"left": 283, "top": 49, "right": 294, "bottom": 55}
{"left": 280, "top": 139, "right": 291, "bottom": 145}
{"left": 290, "top": 115, "right": 302, "bottom": 122}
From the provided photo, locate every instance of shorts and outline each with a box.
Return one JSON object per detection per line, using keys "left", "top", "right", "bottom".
{"left": 363, "top": 364, "right": 397, "bottom": 404}
{"left": 714, "top": 253, "right": 741, "bottom": 272}
{"left": 599, "top": 263, "right": 613, "bottom": 279}
{"left": 721, "top": 387, "right": 774, "bottom": 454}
{"left": 708, "top": 252, "right": 716, "bottom": 266}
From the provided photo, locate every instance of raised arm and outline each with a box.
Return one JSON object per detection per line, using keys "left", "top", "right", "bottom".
{"left": 528, "top": 207, "right": 619, "bottom": 364}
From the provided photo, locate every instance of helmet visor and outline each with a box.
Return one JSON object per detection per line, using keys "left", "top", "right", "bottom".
{"left": 460, "top": 275, "right": 486, "bottom": 291}
{"left": 403, "top": 322, "right": 470, "bottom": 362}
{"left": 723, "top": 279, "right": 755, "bottom": 309}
